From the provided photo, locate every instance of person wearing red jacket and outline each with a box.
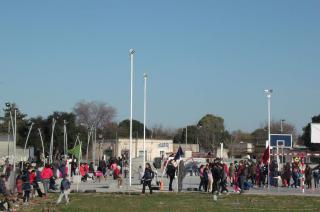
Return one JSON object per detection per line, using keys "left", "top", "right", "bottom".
{"left": 30, "top": 169, "right": 43, "bottom": 197}
{"left": 41, "top": 164, "right": 53, "bottom": 197}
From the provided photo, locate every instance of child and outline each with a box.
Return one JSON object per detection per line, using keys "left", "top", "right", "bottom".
{"left": 16, "top": 172, "right": 23, "bottom": 199}
{"left": 114, "top": 166, "right": 122, "bottom": 188}
{"left": 22, "top": 168, "right": 32, "bottom": 205}
{"left": 56, "top": 175, "right": 71, "bottom": 204}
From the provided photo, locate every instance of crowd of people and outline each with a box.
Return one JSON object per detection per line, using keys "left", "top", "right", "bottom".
{"left": 0, "top": 155, "right": 130, "bottom": 210}
{"left": 1, "top": 153, "right": 320, "bottom": 210}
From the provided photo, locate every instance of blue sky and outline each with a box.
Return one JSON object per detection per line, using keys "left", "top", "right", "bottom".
{"left": 0, "top": 0, "right": 319, "bottom": 134}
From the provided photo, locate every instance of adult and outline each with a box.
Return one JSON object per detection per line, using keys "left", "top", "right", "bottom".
{"left": 198, "top": 165, "right": 205, "bottom": 191}
{"left": 70, "top": 159, "right": 77, "bottom": 177}
{"left": 212, "top": 161, "right": 221, "bottom": 194}
{"left": 229, "top": 163, "right": 235, "bottom": 186}
{"left": 313, "top": 169, "right": 319, "bottom": 188}
{"left": 166, "top": 160, "right": 176, "bottom": 191}
{"left": 237, "top": 161, "right": 245, "bottom": 194}
{"left": 22, "top": 167, "right": 31, "bottom": 205}
{"left": 142, "top": 163, "right": 154, "bottom": 194}
{"left": 305, "top": 164, "right": 312, "bottom": 189}
{"left": 41, "top": 164, "right": 53, "bottom": 197}
{"left": 177, "top": 160, "right": 186, "bottom": 192}
{"left": 30, "top": 169, "right": 43, "bottom": 197}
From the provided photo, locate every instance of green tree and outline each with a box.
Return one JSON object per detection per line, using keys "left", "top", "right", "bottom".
{"left": 173, "top": 125, "right": 199, "bottom": 144}
{"left": 197, "top": 114, "right": 227, "bottom": 151}
{"left": 117, "top": 119, "right": 152, "bottom": 138}
{"left": 173, "top": 114, "right": 230, "bottom": 151}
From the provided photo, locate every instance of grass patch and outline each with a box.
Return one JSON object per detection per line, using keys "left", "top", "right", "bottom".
{"left": 20, "top": 192, "right": 320, "bottom": 212}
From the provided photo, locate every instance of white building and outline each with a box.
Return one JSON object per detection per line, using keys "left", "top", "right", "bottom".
{"left": 95, "top": 138, "right": 173, "bottom": 162}
{"left": 0, "top": 134, "right": 34, "bottom": 163}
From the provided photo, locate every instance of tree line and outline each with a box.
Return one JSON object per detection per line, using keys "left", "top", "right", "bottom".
{"left": 0, "top": 101, "right": 319, "bottom": 162}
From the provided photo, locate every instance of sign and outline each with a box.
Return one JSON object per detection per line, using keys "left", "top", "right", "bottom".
{"left": 311, "top": 123, "right": 320, "bottom": 143}
{"left": 158, "top": 143, "right": 169, "bottom": 148}
{"left": 270, "top": 134, "right": 292, "bottom": 149}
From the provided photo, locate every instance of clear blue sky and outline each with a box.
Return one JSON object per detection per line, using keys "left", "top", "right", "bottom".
{"left": 0, "top": 0, "right": 319, "bottom": 134}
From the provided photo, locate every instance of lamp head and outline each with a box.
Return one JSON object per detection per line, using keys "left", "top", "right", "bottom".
{"left": 143, "top": 73, "right": 148, "bottom": 79}
{"left": 129, "top": 49, "right": 135, "bottom": 54}
{"left": 264, "top": 89, "right": 273, "bottom": 94}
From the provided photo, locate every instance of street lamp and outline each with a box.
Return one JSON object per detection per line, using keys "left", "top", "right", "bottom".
{"left": 129, "top": 48, "right": 135, "bottom": 187}
{"left": 264, "top": 89, "right": 273, "bottom": 189}
{"left": 280, "top": 119, "right": 285, "bottom": 134}
{"left": 143, "top": 73, "right": 148, "bottom": 171}
{"left": 280, "top": 119, "right": 285, "bottom": 169}
{"left": 185, "top": 126, "right": 188, "bottom": 147}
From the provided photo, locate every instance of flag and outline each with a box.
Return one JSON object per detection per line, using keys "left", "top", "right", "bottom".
{"left": 174, "top": 146, "right": 184, "bottom": 161}
{"left": 68, "top": 144, "right": 82, "bottom": 159}
{"left": 261, "top": 145, "right": 269, "bottom": 165}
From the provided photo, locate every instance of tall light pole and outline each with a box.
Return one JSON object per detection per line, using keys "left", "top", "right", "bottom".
{"left": 63, "top": 120, "right": 68, "bottom": 159}
{"left": 280, "top": 119, "right": 285, "bottom": 169}
{"left": 129, "top": 48, "right": 135, "bottom": 187}
{"left": 185, "top": 126, "right": 188, "bottom": 147}
{"left": 264, "top": 89, "right": 273, "bottom": 189}
{"left": 280, "top": 119, "right": 285, "bottom": 134}
{"left": 143, "top": 73, "right": 148, "bottom": 171}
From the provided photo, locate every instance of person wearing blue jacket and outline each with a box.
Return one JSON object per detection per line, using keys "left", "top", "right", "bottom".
{"left": 22, "top": 166, "right": 32, "bottom": 205}
{"left": 142, "top": 163, "right": 154, "bottom": 194}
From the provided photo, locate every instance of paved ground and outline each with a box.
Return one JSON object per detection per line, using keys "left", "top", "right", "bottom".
{"left": 68, "top": 172, "right": 320, "bottom": 196}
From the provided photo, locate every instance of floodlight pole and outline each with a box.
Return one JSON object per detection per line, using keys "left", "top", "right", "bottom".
{"left": 129, "top": 48, "right": 135, "bottom": 187}
{"left": 143, "top": 73, "right": 147, "bottom": 171}
{"left": 13, "top": 109, "right": 17, "bottom": 181}
{"left": 186, "top": 126, "right": 188, "bottom": 146}
{"left": 7, "top": 121, "right": 11, "bottom": 158}
{"left": 64, "top": 120, "right": 67, "bottom": 159}
{"left": 265, "top": 89, "right": 272, "bottom": 189}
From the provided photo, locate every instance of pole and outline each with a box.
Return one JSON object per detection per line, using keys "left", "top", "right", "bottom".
{"left": 220, "top": 142, "right": 223, "bottom": 159}
{"left": 129, "top": 48, "right": 135, "bottom": 186}
{"left": 38, "top": 128, "right": 45, "bottom": 165}
{"left": 9, "top": 111, "right": 14, "bottom": 159}
{"left": 276, "top": 143, "right": 279, "bottom": 172}
{"left": 186, "top": 127, "right": 188, "bottom": 147}
{"left": 13, "top": 110, "right": 17, "bottom": 181}
{"left": 49, "top": 118, "right": 56, "bottom": 164}
{"left": 267, "top": 93, "right": 271, "bottom": 189}
{"left": 93, "top": 128, "right": 97, "bottom": 166}
{"left": 86, "top": 128, "right": 92, "bottom": 162}
{"left": 64, "top": 120, "right": 67, "bottom": 159}
{"left": 143, "top": 73, "right": 147, "bottom": 171}
{"left": 24, "top": 123, "right": 34, "bottom": 160}
{"left": 301, "top": 153, "right": 305, "bottom": 193}
{"left": 7, "top": 121, "right": 11, "bottom": 158}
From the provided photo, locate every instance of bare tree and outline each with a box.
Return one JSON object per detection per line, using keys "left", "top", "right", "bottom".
{"left": 150, "top": 124, "right": 176, "bottom": 139}
{"left": 73, "top": 101, "right": 116, "bottom": 129}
